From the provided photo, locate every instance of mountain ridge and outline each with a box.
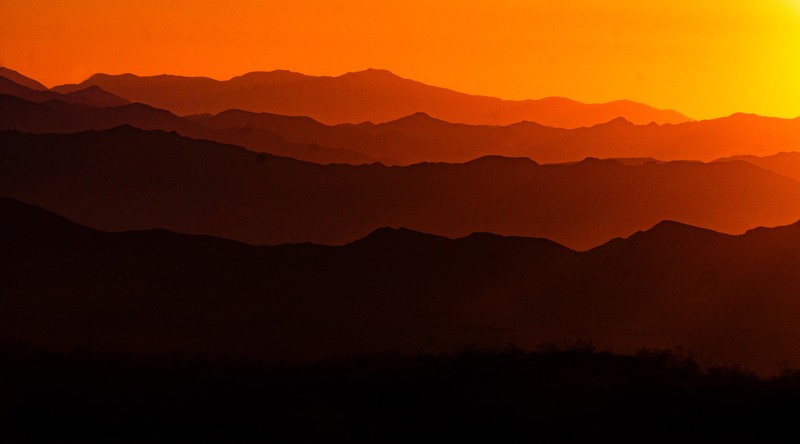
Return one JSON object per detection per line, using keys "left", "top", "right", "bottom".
{"left": 0, "top": 75, "right": 129, "bottom": 107}
{"left": 51, "top": 68, "right": 691, "bottom": 127}
{"left": 0, "top": 67, "right": 48, "bottom": 90}
{"left": 3, "top": 127, "right": 799, "bottom": 250}
{"left": 193, "top": 106, "right": 800, "bottom": 164}
{"left": 4, "top": 196, "right": 800, "bottom": 373}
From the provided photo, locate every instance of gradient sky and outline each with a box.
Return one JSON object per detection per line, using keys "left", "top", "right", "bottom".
{"left": 2, "top": 0, "right": 800, "bottom": 120}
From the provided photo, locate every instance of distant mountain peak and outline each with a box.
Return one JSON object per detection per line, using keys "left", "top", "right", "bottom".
{"left": 598, "top": 116, "right": 636, "bottom": 127}
{"left": 350, "top": 227, "right": 449, "bottom": 247}
{"left": 597, "top": 220, "right": 731, "bottom": 252}
{"left": 576, "top": 157, "right": 623, "bottom": 166}
{"left": 229, "top": 70, "right": 306, "bottom": 83}
{"left": 389, "top": 111, "right": 443, "bottom": 124}
{"left": 407, "top": 111, "right": 432, "bottom": 118}
{"left": 464, "top": 155, "right": 539, "bottom": 167}
{"left": 634, "top": 220, "right": 727, "bottom": 241}
{"left": 87, "top": 72, "right": 133, "bottom": 81}
{"left": 0, "top": 67, "right": 48, "bottom": 91}
{"left": 341, "top": 68, "right": 399, "bottom": 78}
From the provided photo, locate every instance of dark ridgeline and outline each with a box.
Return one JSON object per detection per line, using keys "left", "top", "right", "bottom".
{"left": 0, "top": 91, "right": 373, "bottom": 164}
{"left": 0, "top": 66, "right": 49, "bottom": 91}
{"left": 3, "top": 197, "right": 800, "bottom": 373}
{"left": 50, "top": 68, "right": 690, "bottom": 127}
{"left": 1, "top": 127, "right": 799, "bottom": 250}
{"left": 6, "top": 67, "right": 800, "bottom": 166}
{"left": 190, "top": 108, "right": 800, "bottom": 164}
{"left": 0, "top": 75, "right": 128, "bottom": 108}
{"left": 4, "top": 197, "right": 800, "bottom": 440}
{"left": 717, "top": 152, "right": 800, "bottom": 182}
{"left": 6, "top": 73, "right": 800, "bottom": 166}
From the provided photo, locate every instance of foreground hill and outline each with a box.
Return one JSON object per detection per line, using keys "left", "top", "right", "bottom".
{"left": 1, "top": 127, "right": 799, "bottom": 250}
{"left": 3, "top": 197, "right": 800, "bottom": 374}
{"left": 52, "top": 69, "right": 690, "bottom": 127}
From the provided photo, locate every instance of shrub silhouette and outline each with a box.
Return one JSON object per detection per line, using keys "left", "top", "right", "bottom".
{"left": 1, "top": 343, "right": 799, "bottom": 440}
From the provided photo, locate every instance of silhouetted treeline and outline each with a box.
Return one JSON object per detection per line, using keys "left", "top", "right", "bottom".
{"left": 3, "top": 343, "right": 800, "bottom": 442}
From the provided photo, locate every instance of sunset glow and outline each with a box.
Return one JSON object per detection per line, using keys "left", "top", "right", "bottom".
{"left": 3, "top": 0, "right": 800, "bottom": 120}
{"left": 8, "top": 1, "right": 800, "bottom": 436}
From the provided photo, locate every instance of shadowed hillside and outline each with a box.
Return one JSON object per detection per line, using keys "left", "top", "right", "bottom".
{"left": 2, "top": 128, "right": 799, "bottom": 250}
{"left": 0, "top": 75, "right": 128, "bottom": 107}
{"left": 52, "top": 69, "right": 690, "bottom": 127}
{"left": 0, "top": 94, "right": 374, "bottom": 164}
{"left": 3, "top": 197, "right": 800, "bottom": 373}
{"left": 0, "top": 67, "right": 48, "bottom": 90}
{"left": 716, "top": 152, "right": 800, "bottom": 182}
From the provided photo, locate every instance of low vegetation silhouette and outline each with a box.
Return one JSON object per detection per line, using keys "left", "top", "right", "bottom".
{"left": 3, "top": 343, "right": 800, "bottom": 440}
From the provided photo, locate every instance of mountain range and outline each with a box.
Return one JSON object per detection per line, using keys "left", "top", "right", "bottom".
{"left": 4, "top": 65, "right": 800, "bottom": 375}
{"left": 190, "top": 108, "right": 800, "bottom": 164}
{"left": 715, "top": 152, "right": 800, "bottom": 182}
{"left": 0, "top": 67, "right": 48, "bottom": 91}
{"left": 2, "top": 127, "right": 799, "bottom": 250}
{"left": 4, "top": 197, "right": 800, "bottom": 374}
{"left": 50, "top": 68, "right": 691, "bottom": 127}
{"left": 2, "top": 68, "right": 799, "bottom": 165}
{"left": 0, "top": 74, "right": 128, "bottom": 108}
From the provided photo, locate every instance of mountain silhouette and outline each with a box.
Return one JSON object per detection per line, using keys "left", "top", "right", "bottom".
{"left": 192, "top": 108, "right": 800, "bottom": 164}
{"left": 2, "top": 127, "right": 799, "bottom": 250}
{"left": 52, "top": 69, "right": 691, "bottom": 127}
{"left": 715, "top": 152, "right": 800, "bottom": 182}
{"left": 0, "top": 67, "right": 48, "bottom": 90}
{"left": 0, "top": 94, "right": 375, "bottom": 164}
{"left": 5, "top": 80, "right": 798, "bottom": 166}
{"left": 0, "top": 75, "right": 129, "bottom": 107}
{"left": 4, "top": 196, "right": 800, "bottom": 373}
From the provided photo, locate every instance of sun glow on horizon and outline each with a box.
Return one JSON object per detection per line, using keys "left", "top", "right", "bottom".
{"left": 2, "top": 0, "right": 800, "bottom": 120}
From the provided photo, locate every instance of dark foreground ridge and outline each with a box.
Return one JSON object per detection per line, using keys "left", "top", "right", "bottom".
{"left": 3, "top": 344, "right": 799, "bottom": 441}
{"left": 4, "top": 197, "right": 800, "bottom": 375}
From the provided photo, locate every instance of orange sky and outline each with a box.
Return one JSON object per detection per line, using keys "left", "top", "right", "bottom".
{"left": 2, "top": 0, "right": 800, "bottom": 120}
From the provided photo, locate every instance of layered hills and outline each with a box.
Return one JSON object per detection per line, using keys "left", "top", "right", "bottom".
{"left": 3, "top": 69, "right": 799, "bottom": 165}
{"left": 0, "top": 93, "right": 373, "bottom": 164}
{"left": 0, "top": 67, "right": 48, "bottom": 91}
{"left": 2, "top": 127, "right": 799, "bottom": 250}
{"left": 51, "top": 69, "right": 690, "bottom": 127}
{"left": 4, "top": 197, "right": 800, "bottom": 373}
{"left": 0, "top": 74, "right": 128, "bottom": 108}
{"left": 192, "top": 109, "right": 800, "bottom": 164}
{"left": 715, "top": 152, "right": 800, "bottom": 182}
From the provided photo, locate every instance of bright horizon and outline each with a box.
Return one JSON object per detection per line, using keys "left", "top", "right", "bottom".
{"left": 3, "top": 0, "right": 800, "bottom": 120}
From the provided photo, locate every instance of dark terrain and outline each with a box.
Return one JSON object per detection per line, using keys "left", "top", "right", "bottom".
{"left": 2, "top": 127, "right": 800, "bottom": 250}
{"left": 4, "top": 197, "right": 800, "bottom": 373}
{"left": 4, "top": 344, "right": 799, "bottom": 441}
